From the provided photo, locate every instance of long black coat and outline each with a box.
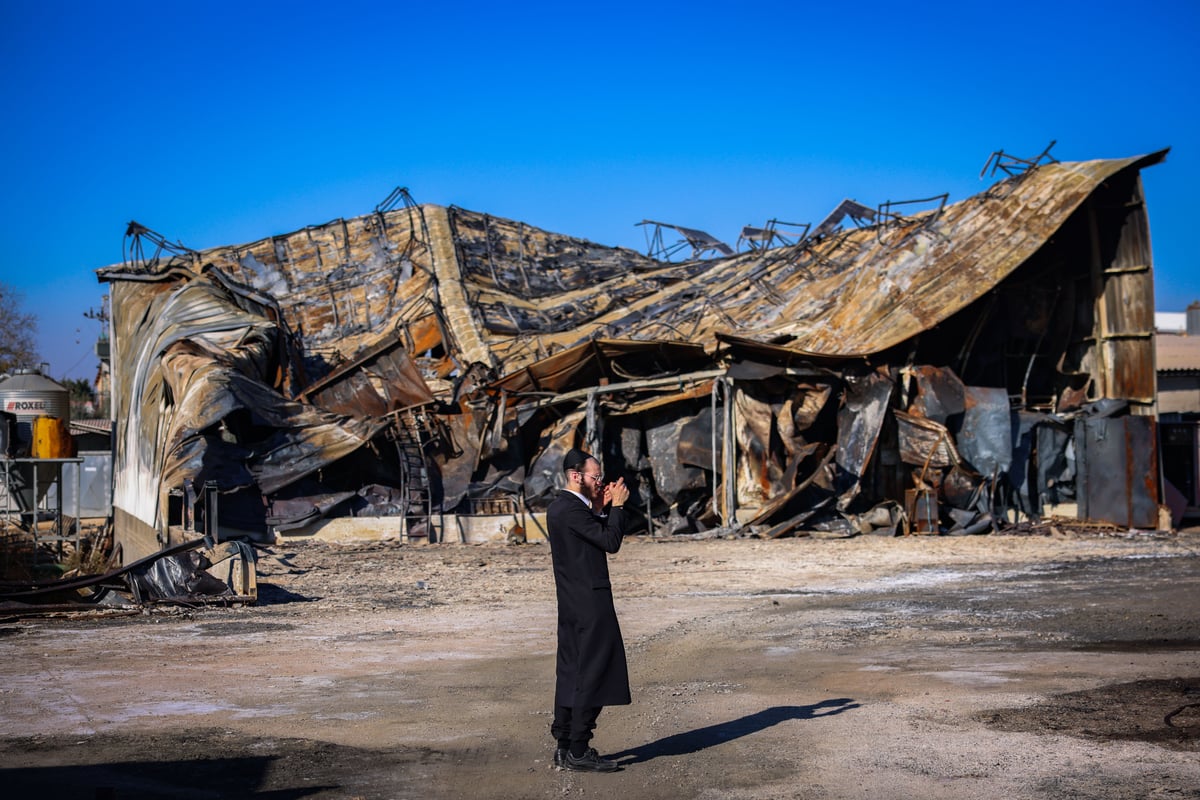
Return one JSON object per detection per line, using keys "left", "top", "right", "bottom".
{"left": 548, "top": 490, "right": 631, "bottom": 708}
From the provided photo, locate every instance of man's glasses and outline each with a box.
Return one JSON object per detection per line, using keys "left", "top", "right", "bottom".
{"left": 575, "top": 470, "right": 604, "bottom": 484}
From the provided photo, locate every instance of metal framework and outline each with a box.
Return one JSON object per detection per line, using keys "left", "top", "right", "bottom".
{"left": 123, "top": 221, "right": 196, "bottom": 272}
{"left": 980, "top": 140, "right": 1059, "bottom": 178}
{"left": 874, "top": 193, "right": 951, "bottom": 244}
{"left": 737, "top": 219, "right": 812, "bottom": 252}
{"left": 375, "top": 185, "right": 418, "bottom": 214}
{"left": 637, "top": 219, "right": 735, "bottom": 261}
{"left": 372, "top": 185, "right": 433, "bottom": 298}
{"left": 0, "top": 456, "right": 83, "bottom": 559}
{"left": 810, "top": 199, "right": 877, "bottom": 240}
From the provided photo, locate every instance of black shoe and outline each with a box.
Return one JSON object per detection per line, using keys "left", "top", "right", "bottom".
{"left": 564, "top": 747, "right": 620, "bottom": 773}
{"left": 553, "top": 747, "right": 568, "bottom": 770}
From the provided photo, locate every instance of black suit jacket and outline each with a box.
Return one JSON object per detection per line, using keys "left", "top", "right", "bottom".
{"left": 547, "top": 490, "right": 631, "bottom": 708}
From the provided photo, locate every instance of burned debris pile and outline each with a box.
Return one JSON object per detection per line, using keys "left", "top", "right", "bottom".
{"left": 95, "top": 149, "right": 1168, "bottom": 563}
{"left": 0, "top": 535, "right": 256, "bottom": 613}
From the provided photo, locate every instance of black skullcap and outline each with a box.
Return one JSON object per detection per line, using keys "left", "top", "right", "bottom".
{"left": 562, "top": 447, "right": 591, "bottom": 472}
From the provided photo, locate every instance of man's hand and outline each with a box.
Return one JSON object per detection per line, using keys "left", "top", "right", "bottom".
{"left": 604, "top": 477, "right": 630, "bottom": 508}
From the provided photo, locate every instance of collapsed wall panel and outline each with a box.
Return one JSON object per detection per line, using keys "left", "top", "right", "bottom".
{"left": 1088, "top": 174, "right": 1157, "bottom": 407}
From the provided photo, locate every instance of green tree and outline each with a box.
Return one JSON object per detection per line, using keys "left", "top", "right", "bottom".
{"left": 65, "top": 377, "right": 97, "bottom": 418}
{"left": 0, "top": 281, "right": 40, "bottom": 373}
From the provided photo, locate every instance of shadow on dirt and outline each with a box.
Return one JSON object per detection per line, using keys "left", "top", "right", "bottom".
{"left": 0, "top": 755, "right": 330, "bottom": 800}
{"left": 255, "top": 583, "right": 318, "bottom": 605}
{"left": 0, "top": 731, "right": 442, "bottom": 799}
{"left": 609, "top": 698, "right": 860, "bottom": 765}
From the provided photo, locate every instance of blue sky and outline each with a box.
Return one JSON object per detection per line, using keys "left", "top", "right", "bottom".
{"left": 2, "top": 0, "right": 1197, "bottom": 382}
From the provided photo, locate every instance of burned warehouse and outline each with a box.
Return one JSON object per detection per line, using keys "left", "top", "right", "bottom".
{"left": 95, "top": 147, "right": 1169, "bottom": 565}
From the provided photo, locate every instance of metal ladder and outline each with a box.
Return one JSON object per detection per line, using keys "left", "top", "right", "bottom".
{"left": 390, "top": 408, "right": 442, "bottom": 542}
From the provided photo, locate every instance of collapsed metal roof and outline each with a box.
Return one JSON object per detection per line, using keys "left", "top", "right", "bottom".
{"left": 97, "top": 149, "right": 1169, "bottom": 561}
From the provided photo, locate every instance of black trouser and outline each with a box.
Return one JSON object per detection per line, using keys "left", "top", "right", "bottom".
{"left": 551, "top": 705, "right": 602, "bottom": 755}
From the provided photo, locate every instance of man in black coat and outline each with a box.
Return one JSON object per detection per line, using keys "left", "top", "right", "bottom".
{"left": 547, "top": 447, "right": 631, "bottom": 773}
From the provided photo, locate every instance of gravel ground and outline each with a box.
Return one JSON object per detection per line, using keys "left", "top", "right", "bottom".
{"left": 0, "top": 527, "right": 1198, "bottom": 799}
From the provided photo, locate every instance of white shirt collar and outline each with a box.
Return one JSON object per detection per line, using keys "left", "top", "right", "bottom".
{"left": 566, "top": 488, "right": 592, "bottom": 510}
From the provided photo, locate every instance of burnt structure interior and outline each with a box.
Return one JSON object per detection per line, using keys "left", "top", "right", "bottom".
{"left": 97, "top": 151, "right": 1168, "bottom": 560}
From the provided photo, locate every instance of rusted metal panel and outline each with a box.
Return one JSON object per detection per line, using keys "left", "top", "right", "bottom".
{"left": 894, "top": 410, "right": 959, "bottom": 469}
{"left": 523, "top": 410, "right": 585, "bottom": 505}
{"left": 487, "top": 339, "right": 710, "bottom": 396}
{"left": 1093, "top": 174, "right": 1157, "bottom": 406}
{"left": 903, "top": 365, "right": 966, "bottom": 424}
{"left": 957, "top": 387, "right": 1013, "bottom": 478}
{"left": 612, "top": 382, "right": 714, "bottom": 416}
{"left": 1075, "top": 415, "right": 1159, "bottom": 528}
{"left": 733, "top": 387, "right": 781, "bottom": 508}
{"left": 644, "top": 409, "right": 709, "bottom": 508}
{"left": 1036, "top": 420, "right": 1074, "bottom": 509}
{"left": 1104, "top": 338, "right": 1156, "bottom": 406}
{"left": 299, "top": 335, "right": 436, "bottom": 416}
{"left": 1010, "top": 410, "right": 1045, "bottom": 517}
{"left": 834, "top": 370, "right": 893, "bottom": 510}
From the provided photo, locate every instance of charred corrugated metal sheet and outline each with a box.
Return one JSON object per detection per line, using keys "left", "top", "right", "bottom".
{"left": 1075, "top": 415, "right": 1160, "bottom": 528}
{"left": 298, "top": 333, "right": 436, "bottom": 416}
{"left": 894, "top": 410, "right": 960, "bottom": 470}
{"left": 96, "top": 150, "right": 1172, "bottom": 561}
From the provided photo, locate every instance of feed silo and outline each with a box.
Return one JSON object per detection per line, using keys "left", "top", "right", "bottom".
{"left": 0, "top": 369, "right": 72, "bottom": 517}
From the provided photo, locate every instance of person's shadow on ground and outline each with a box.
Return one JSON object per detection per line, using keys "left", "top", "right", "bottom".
{"left": 608, "top": 698, "right": 860, "bottom": 765}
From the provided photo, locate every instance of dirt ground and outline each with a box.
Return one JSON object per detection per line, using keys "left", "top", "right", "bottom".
{"left": 1, "top": 526, "right": 1198, "bottom": 799}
